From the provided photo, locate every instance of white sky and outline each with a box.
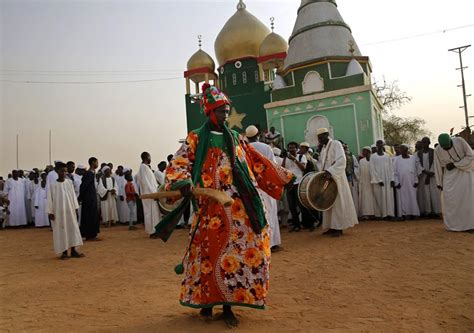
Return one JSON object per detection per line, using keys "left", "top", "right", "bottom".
{"left": 1, "top": 0, "right": 473, "bottom": 175}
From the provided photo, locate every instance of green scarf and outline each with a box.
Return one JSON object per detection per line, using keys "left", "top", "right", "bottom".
{"left": 154, "top": 120, "right": 267, "bottom": 242}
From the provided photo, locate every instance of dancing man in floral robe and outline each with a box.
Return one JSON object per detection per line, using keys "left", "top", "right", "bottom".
{"left": 155, "top": 84, "right": 294, "bottom": 327}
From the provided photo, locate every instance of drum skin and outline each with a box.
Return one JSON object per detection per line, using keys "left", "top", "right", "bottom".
{"left": 298, "top": 172, "right": 338, "bottom": 211}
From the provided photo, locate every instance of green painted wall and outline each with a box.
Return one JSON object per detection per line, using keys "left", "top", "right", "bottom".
{"left": 272, "top": 60, "right": 366, "bottom": 102}
{"left": 266, "top": 90, "right": 382, "bottom": 154}
{"left": 185, "top": 58, "right": 270, "bottom": 133}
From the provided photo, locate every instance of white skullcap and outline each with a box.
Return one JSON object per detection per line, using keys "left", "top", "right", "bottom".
{"left": 300, "top": 142, "right": 310, "bottom": 148}
{"left": 363, "top": 146, "right": 371, "bottom": 151}
{"left": 76, "top": 164, "right": 86, "bottom": 169}
{"left": 401, "top": 144, "right": 410, "bottom": 149}
{"left": 101, "top": 166, "right": 111, "bottom": 173}
{"left": 272, "top": 147, "right": 281, "bottom": 156}
{"left": 371, "top": 144, "right": 376, "bottom": 148}
{"left": 245, "top": 125, "right": 259, "bottom": 138}
{"left": 316, "top": 128, "right": 329, "bottom": 136}
{"left": 123, "top": 167, "right": 131, "bottom": 172}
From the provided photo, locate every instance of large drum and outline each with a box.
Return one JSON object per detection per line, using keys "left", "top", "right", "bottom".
{"left": 157, "top": 185, "right": 183, "bottom": 215}
{"left": 298, "top": 171, "right": 338, "bottom": 211}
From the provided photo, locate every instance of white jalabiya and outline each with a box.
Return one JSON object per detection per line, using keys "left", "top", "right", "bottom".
{"left": 97, "top": 177, "right": 119, "bottom": 222}
{"left": 34, "top": 186, "right": 49, "bottom": 227}
{"left": 46, "top": 170, "right": 58, "bottom": 194}
{"left": 370, "top": 153, "right": 395, "bottom": 218}
{"left": 115, "top": 175, "right": 129, "bottom": 223}
{"left": 73, "top": 174, "right": 83, "bottom": 224}
{"left": 250, "top": 141, "right": 281, "bottom": 247}
{"left": 154, "top": 170, "right": 165, "bottom": 187}
{"left": 416, "top": 151, "right": 442, "bottom": 215}
{"left": 4, "top": 179, "right": 27, "bottom": 226}
{"left": 349, "top": 155, "right": 360, "bottom": 217}
{"left": 434, "top": 137, "right": 474, "bottom": 231}
{"left": 394, "top": 155, "right": 421, "bottom": 216}
{"left": 358, "top": 158, "right": 376, "bottom": 216}
{"left": 23, "top": 179, "right": 33, "bottom": 223}
{"left": 136, "top": 164, "right": 161, "bottom": 235}
{"left": 47, "top": 180, "right": 83, "bottom": 254}
{"left": 318, "top": 139, "right": 358, "bottom": 230}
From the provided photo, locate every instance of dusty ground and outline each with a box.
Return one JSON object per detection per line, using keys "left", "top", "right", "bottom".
{"left": 1, "top": 220, "right": 473, "bottom": 333}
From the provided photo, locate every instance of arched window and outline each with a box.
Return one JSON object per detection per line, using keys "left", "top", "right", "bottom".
{"left": 242, "top": 71, "right": 247, "bottom": 84}
{"left": 232, "top": 73, "right": 237, "bottom": 86}
{"left": 302, "top": 71, "right": 324, "bottom": 94}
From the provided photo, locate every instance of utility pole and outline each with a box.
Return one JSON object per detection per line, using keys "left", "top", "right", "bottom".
{"left": 448, "top": 45, "right": 471, "bottom": 128}
{"left": 16, "top": 134, "right": 19, "bottom": 170}
{"left": 49, "top": 129, "right": 52, "bottom": 165}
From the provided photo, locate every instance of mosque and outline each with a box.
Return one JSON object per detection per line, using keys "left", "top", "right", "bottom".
{"left": 183, "top": 0, "right": 384, "bottom": 153}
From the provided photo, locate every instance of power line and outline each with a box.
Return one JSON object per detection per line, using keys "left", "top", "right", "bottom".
{"left": 0, "top": 69, "right": 184, "bottom": 73}
{"left": 362, "top": 23, "right": 474, "bottom": 46}
{"left": 0, "top": 77, "right": 182, "bottom": 84}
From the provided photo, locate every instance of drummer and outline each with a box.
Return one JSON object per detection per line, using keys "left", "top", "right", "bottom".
{"left": 316, "top": 128, "right": 359, "bottom": 237}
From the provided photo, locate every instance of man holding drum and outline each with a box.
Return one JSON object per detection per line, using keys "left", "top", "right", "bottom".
{"left": 316, "top": 128, "right": 359, "bottom": 237}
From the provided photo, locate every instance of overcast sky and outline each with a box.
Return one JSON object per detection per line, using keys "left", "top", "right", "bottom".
{"left": 1, "top": 0, "right": 473, "bottom": 175}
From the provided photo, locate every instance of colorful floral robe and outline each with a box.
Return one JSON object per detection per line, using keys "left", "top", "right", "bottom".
{"left": 166, "top": 129, "right": 294, "bottom": 309}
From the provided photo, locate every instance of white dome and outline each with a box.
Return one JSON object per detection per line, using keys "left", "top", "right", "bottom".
{"left": 346, "top": 58, "right": 364, "bottom": 76}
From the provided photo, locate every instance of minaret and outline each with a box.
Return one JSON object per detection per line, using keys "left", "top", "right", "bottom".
{"left": 284, "top": 0, "right": 362, "bottom": 69}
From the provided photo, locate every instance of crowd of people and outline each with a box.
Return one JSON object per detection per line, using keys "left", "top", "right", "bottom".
{"left": 1, "top": 130, "right": 473, "bottom": 255}
{"left": 257, "top": 131, "right": 473, "bottom": 238}
{"left": 0, "top": 153, "right": 179, "bottom": 257}
{"left": 0, "top": 83, "right": 473, "bottom": 328}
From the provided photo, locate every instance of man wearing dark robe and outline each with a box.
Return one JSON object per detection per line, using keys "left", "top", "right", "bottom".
{"left": 79, "top": 157, "right": 101, "bottom": 241}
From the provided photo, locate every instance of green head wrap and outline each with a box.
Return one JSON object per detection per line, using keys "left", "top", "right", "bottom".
{"left": 438, "top": 133, "right": 452, "bottom": 148}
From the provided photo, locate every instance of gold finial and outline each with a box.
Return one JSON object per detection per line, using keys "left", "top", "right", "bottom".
{"left": 348, "top": 40, "right": 355, "bottom": 56}
{"left": 270, "top": 17, "right": 275, "bottom": 32}
{"left": 198, "top": 35, "right": 202, "bottom": 49}
{"left": 237, "top": 0, "right": 246, "bottom": 10}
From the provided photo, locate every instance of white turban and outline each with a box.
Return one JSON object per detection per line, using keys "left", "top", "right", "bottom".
{"left": 101, "top": 166, "right": 111, "bottom": 173}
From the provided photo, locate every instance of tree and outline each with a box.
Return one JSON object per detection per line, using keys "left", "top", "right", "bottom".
{"left": 373, "top": 77, "right": 430, "bottom": 146}
{"left": 382, "top": 114, "right": 430, "bottom": 146}
{"left": 373, "top": 77, "right": 412, "bottom": 114}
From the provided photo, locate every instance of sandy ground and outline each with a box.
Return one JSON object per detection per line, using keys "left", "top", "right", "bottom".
{"left": 1, "top": 220, "right": 473, "bottom": 333}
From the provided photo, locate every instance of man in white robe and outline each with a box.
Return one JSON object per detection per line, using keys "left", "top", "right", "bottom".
{"left": 115, "top": 166, "right": 129, "bottom": 224}
{"left": 46, "top": 161, "right": 60, "bottom": 193}
{"left": 154, "top": 162, "right": 167, "bottom": 188}
{"left": 97, "top": 166, "right": 119, "bottom": 227}
{"left": 34, "top": 176, "right": 49, "bottom": 227}
{"left": 47, "top": 163, "right": 84, "bottom": 259}
{"left": 393, "top": 145, "right": 421, "bottom": 218}
{"left": 416, "top": 137, "right": 442, "bottom": 217}
{"left": 74, "top": 165, "right": 86, "bottom": 225}
{"left": 343, "top": 143, "right": 360, "bottom": 217}
{"left": 4, "top": 170, "right": 27, "bottom": 227}
{"left": 434, "top": 134, "right": 474, "bottom": 232}
{"left": 370, "top": 140, "right": 395, "bottom": 219}
{"left": 316, "top": 128, "right": 358, "bottom": 237}
{"left": 358, "top": 147, "right": 376, "bottom": 219}
{"left": 273, "top": 147, "right": 290, "bottom": 227}
{"left": 246, "top": 125, "right": 281, "bottom": 250}
{"left": 136, "top": 152, "right": 161, "bottom": 237}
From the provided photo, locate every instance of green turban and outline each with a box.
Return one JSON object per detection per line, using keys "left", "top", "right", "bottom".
{"left": 438, "top": 133, "right": 452, "bottom": 148}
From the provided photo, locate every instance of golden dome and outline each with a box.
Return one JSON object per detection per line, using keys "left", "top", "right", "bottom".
{"left": 187, "top": 49, "right": 215, "bottom": 72}
{"left": 259, "top": 32, "right": 288, "bottom": 58}
{"left": 214, "top": 1, "right": 271, "bottom": 66}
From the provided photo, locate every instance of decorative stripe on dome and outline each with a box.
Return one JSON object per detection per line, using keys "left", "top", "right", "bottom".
{"left": 298, "top": 0, "right": 337, "bottom": 14}
{"left": 289, "top": 20, "right": 351, "bottom": 44}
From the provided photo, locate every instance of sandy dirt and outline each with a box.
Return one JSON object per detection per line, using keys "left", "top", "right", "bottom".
{"left": 1, "top": 220, "right": 473, "bottom": 332}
